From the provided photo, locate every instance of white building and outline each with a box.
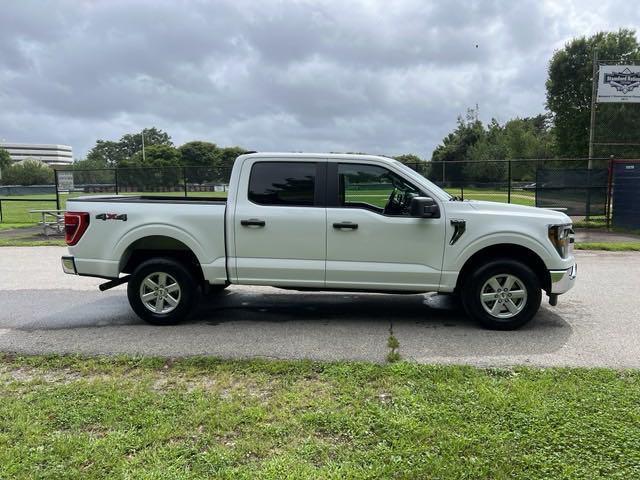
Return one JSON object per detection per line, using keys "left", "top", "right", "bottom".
{"left": 0, "top": 142, "right": 73, "bottom": 166}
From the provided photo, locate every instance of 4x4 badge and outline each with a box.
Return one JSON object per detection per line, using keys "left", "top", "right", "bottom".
{"left": 96, "top": 213, "right": 127, "bottom": 221}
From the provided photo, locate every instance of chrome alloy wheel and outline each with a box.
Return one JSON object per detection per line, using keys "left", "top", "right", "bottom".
{"left": 139, "top": 272, "right": 181, "bottom": 314}
{"left": 480, "top": 274, "right": 528, "bottom": 319}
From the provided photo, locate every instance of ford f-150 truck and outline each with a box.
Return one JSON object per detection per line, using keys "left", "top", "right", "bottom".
{"left": 61, "top": 152, "right": 576, "bottom": 330}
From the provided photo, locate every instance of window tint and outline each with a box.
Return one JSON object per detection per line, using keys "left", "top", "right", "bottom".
{"left": 249, "top": 162, "right": 316, "bottom": 206}
{"left": 338, "top": 163, "right": 421, "bottom": 215}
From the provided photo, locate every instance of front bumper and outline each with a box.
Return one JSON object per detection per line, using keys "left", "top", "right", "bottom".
{"left": 549, "top": 263, "right": 577, "bottom": 294}
{"left": 61, "top": 256, "right": 77, "bottom": 275}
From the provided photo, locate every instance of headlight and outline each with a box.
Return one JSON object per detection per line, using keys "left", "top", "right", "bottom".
{"left": 548, "top": 224, "right": 574, "bottom": 259}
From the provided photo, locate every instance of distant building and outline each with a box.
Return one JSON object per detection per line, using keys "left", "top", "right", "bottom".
{"left": 0, "top": 142, "right": 73, "bottom": 166}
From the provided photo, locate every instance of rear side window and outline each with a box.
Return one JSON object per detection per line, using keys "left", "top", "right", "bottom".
{"left": 248, "top": 162, "right": 316, "bottom": 206}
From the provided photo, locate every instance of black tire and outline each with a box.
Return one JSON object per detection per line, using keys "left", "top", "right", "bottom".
{"left": 127, "top": 257, "right": 199, "bottom": 325}
{"left": 461, "top": 259, "right": 541, "bottom": 330}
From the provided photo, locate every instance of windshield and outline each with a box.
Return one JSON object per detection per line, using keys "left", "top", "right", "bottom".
{"left": 390, "top": 160, "right": 452, "bottom": 200}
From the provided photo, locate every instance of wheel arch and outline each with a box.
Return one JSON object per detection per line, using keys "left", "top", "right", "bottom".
{"left": 119, "top": 235, "right": 205, "bottom": 284}
{"left": 455, "top": 243, "right": 550, "bottom": 294}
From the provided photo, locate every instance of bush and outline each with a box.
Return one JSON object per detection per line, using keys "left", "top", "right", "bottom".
{"left": 0, "top": 159, "right": 54, "bottom": 186}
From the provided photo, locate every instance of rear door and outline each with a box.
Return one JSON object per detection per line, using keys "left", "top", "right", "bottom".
{"left": 233, "top": 159, "right": 327, "bottom": 287}
{"left": 325, "top": 162, "right": 446, "bottom": 291}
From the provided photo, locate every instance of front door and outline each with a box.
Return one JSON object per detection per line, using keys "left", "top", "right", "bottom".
{"left": 233, "top": 160, "right": 327, "bottom": 287}
{"left": 325, "top": 162, "right": 445, "bottom": 291}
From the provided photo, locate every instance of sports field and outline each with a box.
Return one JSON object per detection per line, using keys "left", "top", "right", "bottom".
{"left": 346, "top": 188, "right": 535, "bottom": 208}
{"left": 0, "top": 191, "right": 228, "bottom": 224}
{"left": 0, "top": 188, "right": 534, "bottom": 225}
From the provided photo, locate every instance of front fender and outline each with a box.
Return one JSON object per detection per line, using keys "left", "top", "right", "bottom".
{"left": 447, "top": 231, "right": 556, "bottom": 272}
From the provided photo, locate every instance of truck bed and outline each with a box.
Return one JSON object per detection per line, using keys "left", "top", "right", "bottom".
{"left": 66, "top": 195, "right": 228, "bottom": 283}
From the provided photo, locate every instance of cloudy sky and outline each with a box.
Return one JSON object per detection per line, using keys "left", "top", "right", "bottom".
{"left": 0, "top": 0, "right": 638, "bottom": 160}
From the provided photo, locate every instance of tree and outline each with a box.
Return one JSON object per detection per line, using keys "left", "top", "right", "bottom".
{"left": 431, "top": 108, "right": 485, "bottom": 184}
{"left": 119, "top": 127, "right": 173, "bottom": 160}
{"left": 394, "top": 154, "right": 422, "bottom": 165}
{"left": 393, "top": 154, "right": 430, "bottom": 177}
{"left": 85, "top": 127, "right": 173, "bottom": 167}
{"left": 546, "top": 29, "right": 640, "bottom": 158}
{"left": 0, "top": 148, "right": 11, "bottom": 179}
{"left": 0, "top": 159, "right": 53, "bottom": 186}
{"left": 218, "top": 146, "right": 247, "bottom": 173}
{"left": 85, "top": 140, "right": 123, "bottom": 167}
{"left": 119, "top": 145, "right": 182, "bottom": 189}
{"left": 463, "top": 119, "right": 508, "bottom": 184}
{"left": 178, "top": 141, "right": 222, "bottom": 183}
{"left": 179, "top": 141, "right": 219, "bottom": 168}
{"left": 72, "top": 157, "right": 116, "bottom": 186}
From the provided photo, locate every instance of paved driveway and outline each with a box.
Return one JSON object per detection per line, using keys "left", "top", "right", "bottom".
{"left": 0, "top": 247, "right": 638, "bottom": 367}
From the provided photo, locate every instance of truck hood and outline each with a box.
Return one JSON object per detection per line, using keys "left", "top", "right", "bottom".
{"left": 465, "top": 200, "right": 571, "bottom": 224}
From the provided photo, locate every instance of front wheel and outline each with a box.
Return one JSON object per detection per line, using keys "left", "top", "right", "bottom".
{"left": 462, "top": 259, "right": 541, "bottom": 330}
{"left": 127, "top": 257, "right": 199, "bottom": 325}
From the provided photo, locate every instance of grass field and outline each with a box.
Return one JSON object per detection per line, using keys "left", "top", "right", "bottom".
{"left": 0, "top": 354, "right": 639, "bottom": 479}
{"left": 1, "top": 188, "right": 532, "bottom": 225}
{"left": 0, "top": 236, "right": 66, "bottom": 247}
{"left": 575, "top": 242, "right": 640, "bottom": 251}
{"left": 345, "top": 188, "right": 535, "bottom": 209}
{"left": 0, "top": 191, "right": 228, "bottom": 224}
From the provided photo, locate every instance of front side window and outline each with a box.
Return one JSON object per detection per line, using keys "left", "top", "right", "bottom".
{"left": 249, "top": 162, "right": 316, "bottom": 206}
{"left": 338, "top": 163, "right": 422, "bottom": 216}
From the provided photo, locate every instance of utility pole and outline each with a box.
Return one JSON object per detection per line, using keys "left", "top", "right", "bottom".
{"left": 586, "top": 48, "right": 599, "bottom": 221}
{"left": 588, "top": 48, "right": 599, "bottom": 169}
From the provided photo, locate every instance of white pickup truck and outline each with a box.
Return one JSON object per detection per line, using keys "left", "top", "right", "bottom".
{"left": 62, "top": 153, "right": 576, "bottom": 330}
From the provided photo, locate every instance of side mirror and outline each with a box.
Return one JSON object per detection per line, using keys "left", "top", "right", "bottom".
{"left": 410, "top": 196, "right": 440, "bottom": 218}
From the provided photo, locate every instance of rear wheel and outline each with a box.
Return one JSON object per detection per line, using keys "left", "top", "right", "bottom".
{"left": 127, "top": 257, "right": 199, "bottom": 325}
{"left": 462, "top": 259, "right": 541, "bottom": 330}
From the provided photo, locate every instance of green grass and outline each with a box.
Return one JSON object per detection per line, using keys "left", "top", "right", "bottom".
{"left": 447, "top": 187, "right": 535, "bottom": 206}
{"left": 573, "top": 216, "right": 608, "bottom": 229}
{"left": 0, "top": 236, "right": 66, "bottom": 247}
{"left": 345, "top": 187, "right": 536, "bottom": 209}
{"left": 575, "top": 242, "right": 640, "bottom": 251}
{"left": 0, "top": 191, "right": 228, "bottom": 224}
{"left": 0, "top": 222, "right": 38, "bottom": 231}
{"left": 0, "top": 354, "right": 639, "bottom": 479}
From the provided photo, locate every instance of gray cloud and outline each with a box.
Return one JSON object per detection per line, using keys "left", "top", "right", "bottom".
{"left": 0, "top": 0, "right": 638, "bottom": 158}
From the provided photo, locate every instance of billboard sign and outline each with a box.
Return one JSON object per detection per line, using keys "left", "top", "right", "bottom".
{"left": 57, "top": 171, "right": 74, "bottom": 192}
{"left": 597, "top": 65, "right": 640, "bottom": 103}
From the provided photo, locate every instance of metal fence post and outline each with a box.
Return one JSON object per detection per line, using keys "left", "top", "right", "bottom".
{"left": 0, "top": 199, "right": 3, "bottom": 223}
{"left": 507, "top": 159, "right": 512, "bottom": 203}
{"left": 114, "top": 168, "right": 119, "bottom": 195}
{"left": 54, "top": 169, "right": 60, "bottom": 210}
{"left": 606, "top": 157, "right": 614, "bottom": 229}
{"left": 585, "top": 166, "right": 592, "bottom": 220}
{"left": 183, "top": 166, "right": 188, "bottom": 197}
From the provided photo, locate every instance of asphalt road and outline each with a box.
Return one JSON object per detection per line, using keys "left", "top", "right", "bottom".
{"left": 0, "top": 247, "right": 638, "bottom": 367}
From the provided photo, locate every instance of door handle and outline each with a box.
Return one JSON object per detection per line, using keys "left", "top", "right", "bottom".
{"left": 333, "top": 222, "right": 358, "bottom": 230}
{"left": 241, "top": 218, "right": 266, "bottom": 227}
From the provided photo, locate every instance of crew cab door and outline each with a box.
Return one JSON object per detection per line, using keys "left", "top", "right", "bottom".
{"left": 325, "top": 162, "right": 446, "bottom": 291}
{"left": 232, "top": 159, "right": 327, "bottom": 287}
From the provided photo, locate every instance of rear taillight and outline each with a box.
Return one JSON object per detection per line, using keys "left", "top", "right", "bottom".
{"left": 65, "top": 212, "right": 90, "bottom": 246}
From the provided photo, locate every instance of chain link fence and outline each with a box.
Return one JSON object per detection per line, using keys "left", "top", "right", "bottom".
{"left": 0, "top": 159, "right": 619, "bottom": 223}
{"left": 403, "top": 158, "right": 610, "bottom": 216}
